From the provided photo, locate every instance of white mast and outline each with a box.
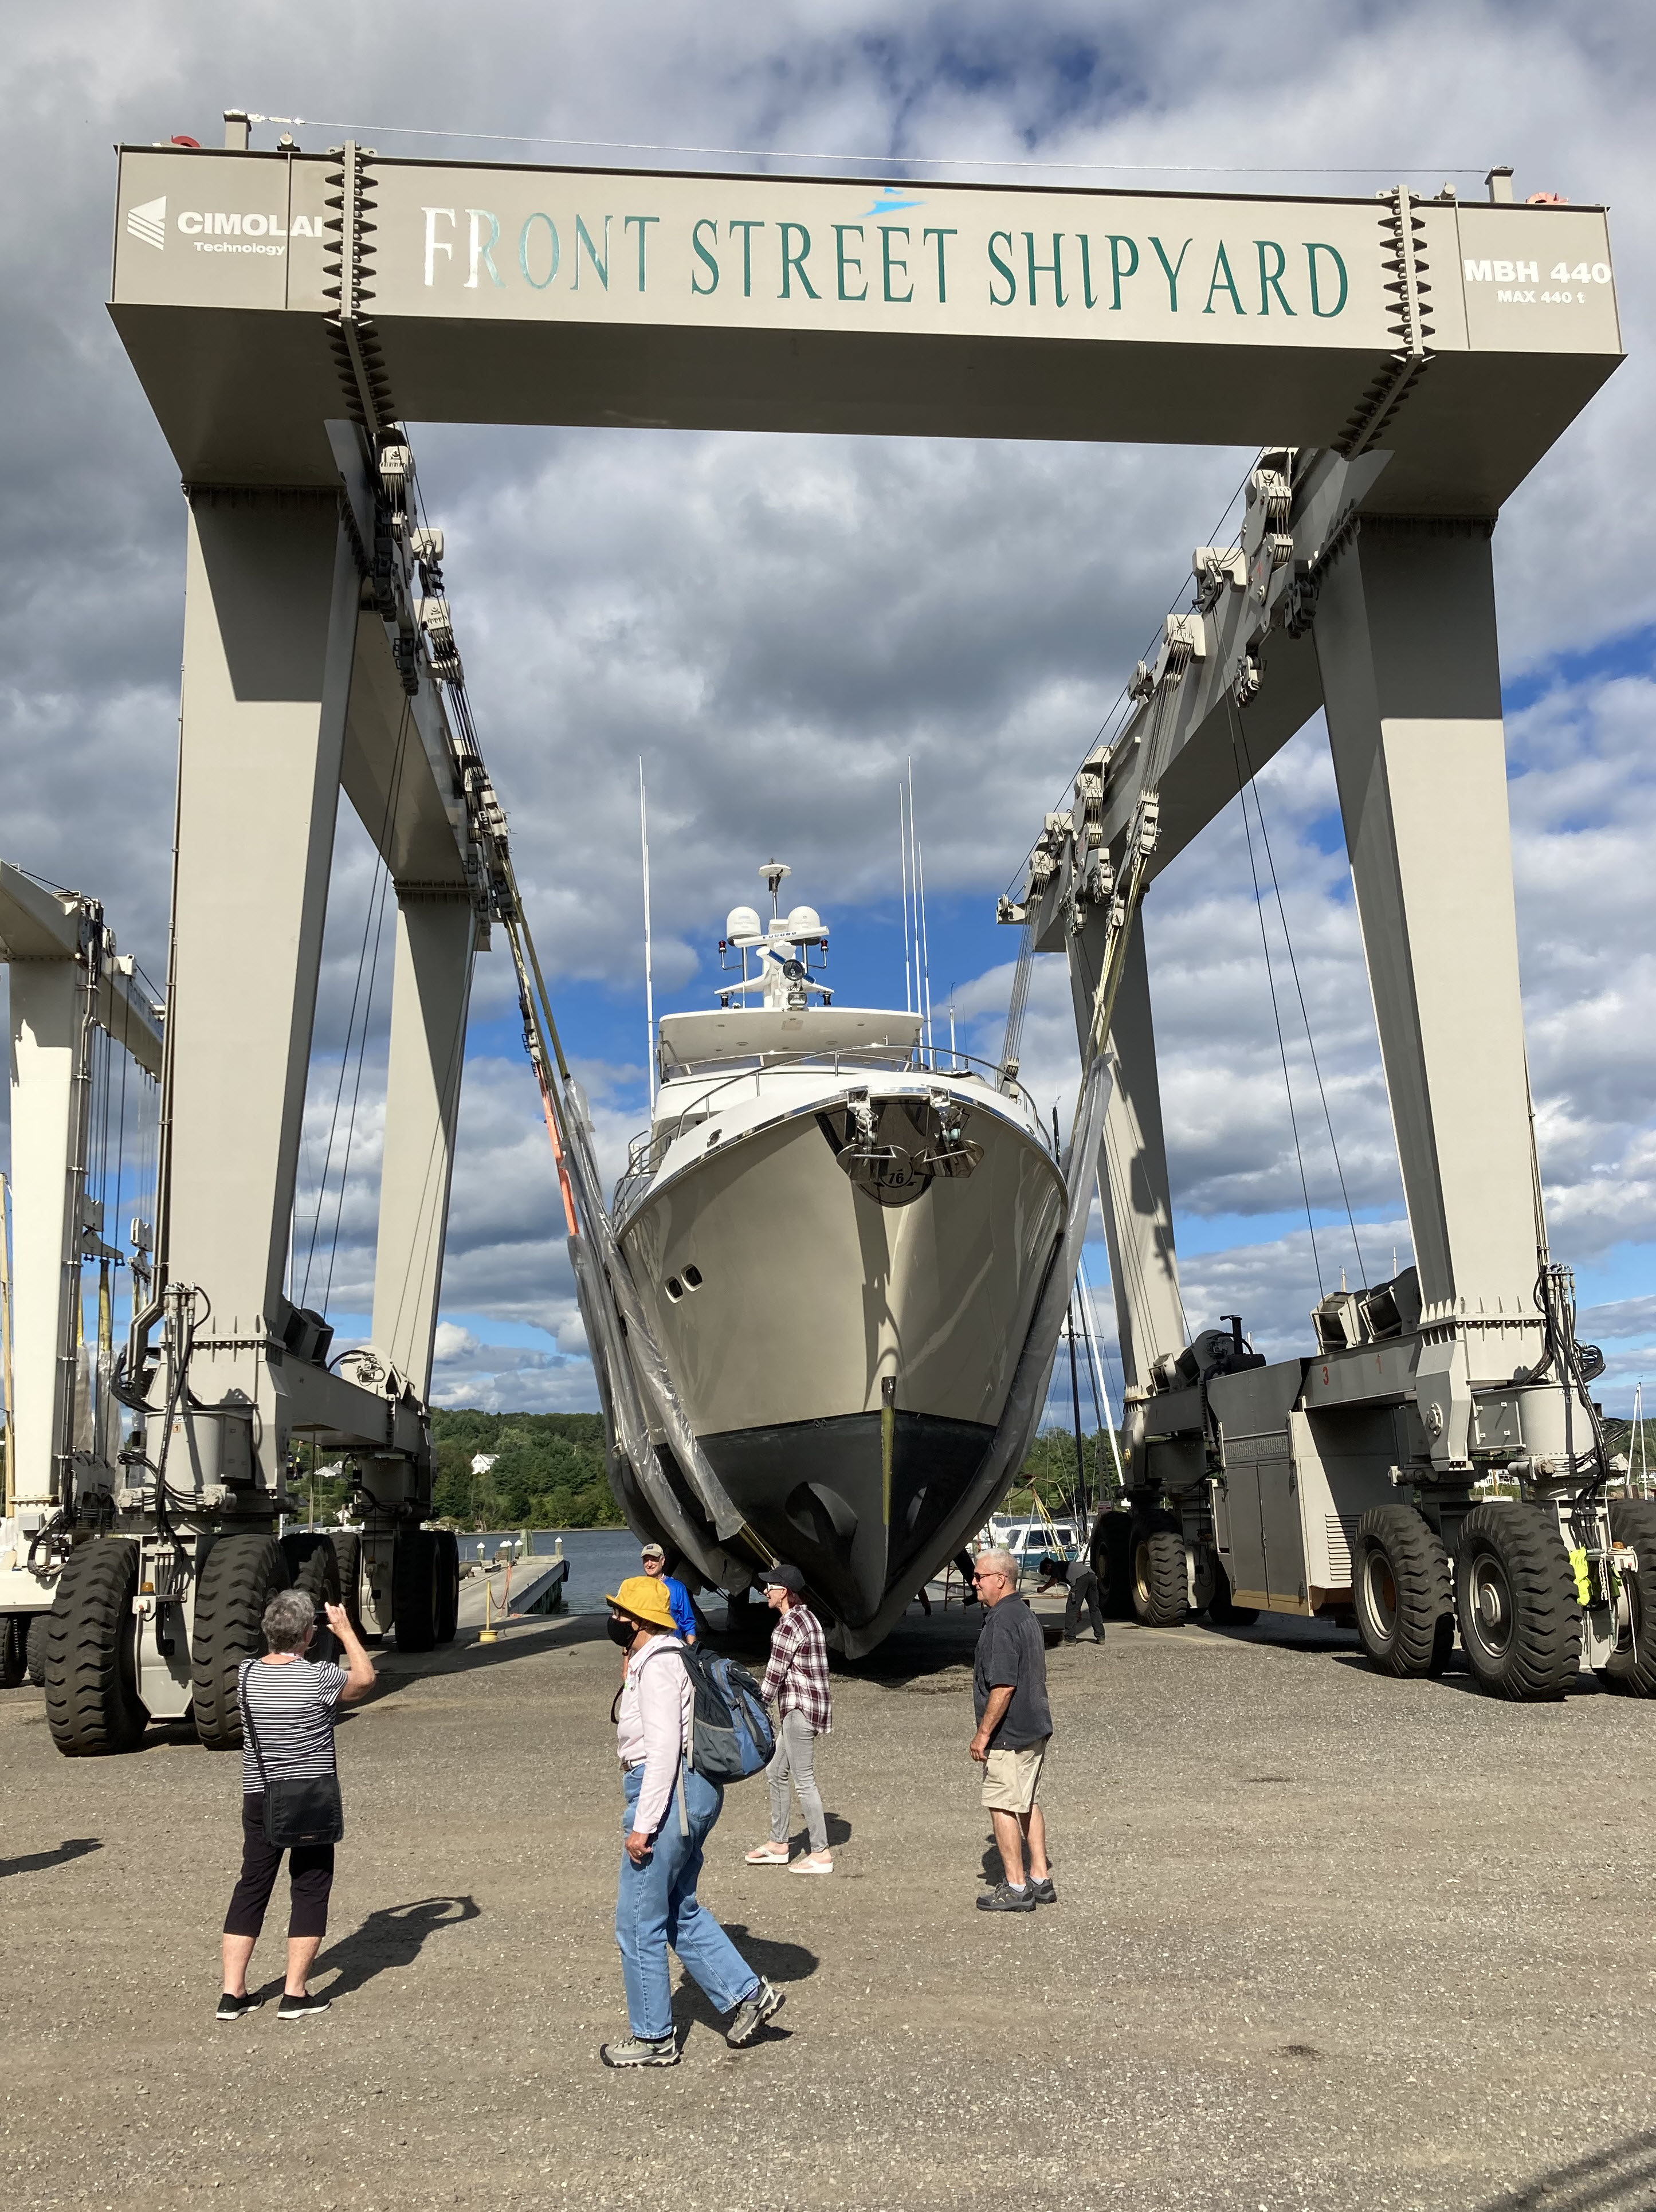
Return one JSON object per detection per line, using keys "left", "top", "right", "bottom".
{"left": 898, "top": 781, "right": 912, "bottom": 1014}
{"left": 917, "top": 834, "right": 934, "bottom": 1069}
{"left": 639, "top": 758, "right": 656, "bottom": 1112}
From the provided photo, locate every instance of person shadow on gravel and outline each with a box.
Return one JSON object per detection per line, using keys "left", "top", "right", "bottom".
{"left": 670, "top": 1925, "right": 817, "bottom": 2042}
{"left": 304, "top": 1895, "right": 481, "bottom": 2002}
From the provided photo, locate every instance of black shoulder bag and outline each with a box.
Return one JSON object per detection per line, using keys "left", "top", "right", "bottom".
{"left": 240, "top": 1661, "right": 346, "bottom": 1848}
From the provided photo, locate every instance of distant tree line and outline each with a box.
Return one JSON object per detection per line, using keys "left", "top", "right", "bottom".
{"left": 430, "top": 1409, "right": 622, "bottom": 1529}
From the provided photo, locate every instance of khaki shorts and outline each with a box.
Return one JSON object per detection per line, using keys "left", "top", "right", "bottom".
{"left": 980, "top": 1738, "right": 1048, "bottom": 1814}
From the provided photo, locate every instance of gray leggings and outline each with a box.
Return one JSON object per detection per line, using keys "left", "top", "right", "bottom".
{"left": 767, "top": 1708, "right": 827, "bottom": 1853}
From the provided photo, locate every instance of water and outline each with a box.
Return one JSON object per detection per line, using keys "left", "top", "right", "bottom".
{"left": 461, "top": 1527, "right": 652, "bottom": 1615}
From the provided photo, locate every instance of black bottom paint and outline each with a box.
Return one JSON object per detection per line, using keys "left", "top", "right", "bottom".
{"left": 700, "top": 1409, "right": 995, "bottom": 1629}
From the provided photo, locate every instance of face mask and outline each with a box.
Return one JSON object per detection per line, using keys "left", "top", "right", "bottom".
{"left": 607, "top": 1617, "right": 635, "bottom": 1649}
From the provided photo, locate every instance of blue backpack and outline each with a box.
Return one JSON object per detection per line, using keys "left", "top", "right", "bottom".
{"left": 641, "top": 1640, "right": 774, "bottom": 1784}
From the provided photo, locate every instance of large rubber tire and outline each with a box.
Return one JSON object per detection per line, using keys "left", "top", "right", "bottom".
{"left": 1598, "top": 1498, "right": 1656, "bottom": 1698}
{"left": 44, "top": 1539, "right": 147, "bottom": 1756}
{"left": 330, "top": 1531, "right": 364, "bottom": 1636}
{"left": 1352, "top": 1505, "right": 1454, "bottom": 1678}
{"left": 282, "top": 1531, "right": 343, "bottom": 1662}
{"left": 1454, "top": 1501, "right": 1579, "bottom": 1703}
{"left": 1090, "top": 1511, "right": 1137, "bottom": 1619}
{"left": 1, "top": 1615, "right": 27, "bottom": 1687}
{"left": 393, "top": 1527, "right": 439, "bottom": 1652}
{"left": 434, "top": 1529, "right": 460, "bottom": 1645}
{"left": 1207, "top": 1557, "right": 1260, "bottom": 1627}
{"left": 1131, "top": 1523, "right": 1188, "bottom": 1626}
{"left": 26, "top": 1610, "right": 50, "bottom": 1686}
{"left": 191, "top": 1533, "right": 289, "bottom": 1750}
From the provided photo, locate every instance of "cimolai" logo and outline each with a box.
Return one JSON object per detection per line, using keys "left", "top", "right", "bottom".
{"left": 124, "top": 194, "right": 325, "bottom": 254}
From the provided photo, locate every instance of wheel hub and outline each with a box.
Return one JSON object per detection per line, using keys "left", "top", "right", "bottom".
{"left": 1467, "top": 1555, "right": 1513, "bottom": 1653}
{"left": 1364, "top": 1556, "right": 1399, "bottom": 1634}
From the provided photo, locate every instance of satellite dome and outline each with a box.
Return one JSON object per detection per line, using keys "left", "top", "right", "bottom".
{"left": 725, "top": 904, "right": 763, "bottom": 945}
{"left": 786, "top": 904, "right": 826, "bottom": 942}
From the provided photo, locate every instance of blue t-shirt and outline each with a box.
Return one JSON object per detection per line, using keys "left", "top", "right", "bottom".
{"left": 662, "top": 1574, "right": 697, "bottom": 1640}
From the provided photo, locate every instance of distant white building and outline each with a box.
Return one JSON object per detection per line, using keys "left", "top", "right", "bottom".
{"left": 470, "top": 1453, "right": 497, "bottom": 1477}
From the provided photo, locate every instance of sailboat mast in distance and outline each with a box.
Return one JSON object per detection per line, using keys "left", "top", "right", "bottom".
{"left": 639, "top": 758, "right": 655, "bottom": 1111}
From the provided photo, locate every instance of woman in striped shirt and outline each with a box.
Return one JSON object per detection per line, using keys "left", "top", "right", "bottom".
{"left": 218, "top": 1584, "right": 375, "bottom": 2023}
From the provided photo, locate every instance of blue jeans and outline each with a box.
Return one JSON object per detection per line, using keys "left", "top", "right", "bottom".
{"left": 616, "top": 1763, "right": 759, "bottom": 2040}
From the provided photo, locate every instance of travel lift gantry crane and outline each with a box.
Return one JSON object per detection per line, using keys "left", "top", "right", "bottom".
{"left": 0, "top": 868, "right": 164, "bottom": 1690}
{"left": 98, "top": 120, "right": 1628, "bottom": 1697}
{"left": 1008, "top": 440, "right": 1655, "bottom": 1702}
{"left": 4, "top": 414, "right": 525, "bottom": 1755}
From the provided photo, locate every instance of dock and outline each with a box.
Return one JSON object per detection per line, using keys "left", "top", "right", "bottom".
{"left": 4, "top": 1605, "right": 1654, "bottom": 2210}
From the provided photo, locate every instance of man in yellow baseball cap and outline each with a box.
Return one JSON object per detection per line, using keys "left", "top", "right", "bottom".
{"left": 601, "top": 1576, "right": 781, "bottom": 2066}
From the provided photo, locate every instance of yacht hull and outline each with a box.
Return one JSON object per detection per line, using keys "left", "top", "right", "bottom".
{"left": 615, "top": 1083, "right": 1063, "bottom": 1640}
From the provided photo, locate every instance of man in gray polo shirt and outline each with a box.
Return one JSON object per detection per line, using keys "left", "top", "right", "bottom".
{"left": 968, "top": 1547, "right": 1055, "bottom": 1913}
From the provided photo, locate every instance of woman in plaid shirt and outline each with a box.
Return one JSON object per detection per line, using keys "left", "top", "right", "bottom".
{"left": 745, "top": 1564, "right": 834, "bottom": 1874}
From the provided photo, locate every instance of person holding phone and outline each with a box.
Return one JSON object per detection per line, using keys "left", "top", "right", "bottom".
{"left": 217, "top": 1585, "right": 375, "bottom": 2023}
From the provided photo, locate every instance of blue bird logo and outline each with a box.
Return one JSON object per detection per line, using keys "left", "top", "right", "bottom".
{"left": 859, "top": 183, "right": 927, "bottom": 218}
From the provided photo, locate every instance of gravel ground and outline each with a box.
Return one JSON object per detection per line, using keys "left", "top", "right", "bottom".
{"left": 3, "top": 1602, "right": 1654, "bottom": 2212}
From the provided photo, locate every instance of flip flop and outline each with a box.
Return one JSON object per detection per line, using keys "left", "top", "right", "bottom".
{"left": 744, "top": 1843, "right": 790, "bottom": 1865}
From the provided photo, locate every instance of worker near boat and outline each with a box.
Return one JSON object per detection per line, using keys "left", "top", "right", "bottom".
{"left": 1037, "top": 1552, "right": 1108, "bottom": 1646}
{"left": 639, "top": 1540, "right": 698, "bottom": 1643}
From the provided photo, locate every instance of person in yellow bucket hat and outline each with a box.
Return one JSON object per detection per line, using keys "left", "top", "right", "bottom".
{"left": 600, "top": 1575, "right": 783, "bottom": 2066}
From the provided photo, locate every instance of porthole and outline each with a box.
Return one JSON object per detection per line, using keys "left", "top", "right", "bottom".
{"left": 665, "top": 1277, "right": 684, "bottom": 1301}
{"left": 683, "top": 1265, "right": 704, "bottom": 1289}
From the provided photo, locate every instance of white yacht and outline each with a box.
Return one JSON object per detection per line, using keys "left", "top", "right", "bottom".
{"left": 610, "top": 864, "right": 1065, "bottom": 1645}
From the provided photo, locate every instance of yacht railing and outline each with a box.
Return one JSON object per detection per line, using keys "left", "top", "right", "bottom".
{"left": 613, "top": 1045, "right": 1046, "bottom": 1218}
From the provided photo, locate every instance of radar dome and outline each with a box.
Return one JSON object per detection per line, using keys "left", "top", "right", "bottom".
{"left": 786, "top": 904, "right": 827, "bottom": 943}
{"left": 725, "top": 904, "right": 763, "bottom": 945}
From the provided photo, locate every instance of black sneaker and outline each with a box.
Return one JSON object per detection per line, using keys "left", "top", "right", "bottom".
{"left": 215, "top": 1990, "right": 261, "bottom": 2022}
{"left": 1027, "top": 1874, "right": 1057, "bottom": 1904}
{"left": 276, "top": 1990, "right": 331, "bottom": 2022}
{"left": 976, "top": 1880, "right": 1037, "bottom": 1913}
{"left": 600, "top": 2033, "right": 680, "bottom": 2068}
{"left": 726, "top": 1978, "right": 786, "bottom": 2047}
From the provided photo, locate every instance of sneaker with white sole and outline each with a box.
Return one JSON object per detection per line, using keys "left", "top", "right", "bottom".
{"left": 744, "top": 1842, "right": 790, "bottom": 1865}
{"left": 725, "top": 1978, "right": 786, "bottom": 2047}
{"left": 600, "top": 2033, "right": 679, "bottom": 2068}
{"left": 276, "top": 1990, "right": 331, "bottom": 2021}
{"left": 215, "top": 1990, "right": 262, "bottom": 2022}
{"left": 787, "top": 1850, "right": 834, "bottom": 1876}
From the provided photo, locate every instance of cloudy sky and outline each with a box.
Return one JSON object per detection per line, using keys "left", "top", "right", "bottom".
{"left": 3, "top": 0, "right": 1654, "bottom": 1429}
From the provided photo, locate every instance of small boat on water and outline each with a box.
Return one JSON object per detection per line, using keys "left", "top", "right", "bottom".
{"left": 607, "top": 862, "right": 1067, "bottom": 1650}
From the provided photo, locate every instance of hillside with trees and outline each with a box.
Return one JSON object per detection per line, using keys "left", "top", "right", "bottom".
{"left": 430, "top": 1409, "right": 619, "bottom": 1528}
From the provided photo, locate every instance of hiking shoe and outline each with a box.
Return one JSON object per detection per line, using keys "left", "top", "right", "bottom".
{"left": 215, "top": 1990, "right": 261, "bottom": 2021}
{"left": 787, "top": 1850, "right": 834, "bottom": 1876}
{"left": 1027, "top": 1874, "right": 1058, "bottom": 1905}
{"left": 726, "top": 1978, "right": 786, "bottom": 2047}
{"left": 600, "top": 2033, "right": 679, "bottom": 2068}
{"left": 744, "top": 1841, "right": 790, "bottom": 1865}
{"left": 276, "top": 1990, "right": 331, "bottom": 2022}
{"left": 976, "top": 1880, "right": 1037, "bottom": 1913}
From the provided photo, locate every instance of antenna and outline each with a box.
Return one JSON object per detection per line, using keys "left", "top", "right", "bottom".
{"left": 759, "top": 858, "right": 791, "bottom": 916}
{"left": 917, "top": 835, "right": 934, "bottom": 1069}
{"left": 639, "top": 759, "right": 655, "bottom": 1111}
{"left": 907, "top": 758, "right": 920, "bottom": 1023}
{"left": 897, "top": 785, "right": 912, "bottom": 1014}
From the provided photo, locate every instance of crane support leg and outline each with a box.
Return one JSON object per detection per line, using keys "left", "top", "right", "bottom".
{"left": 168, "top": 490, "right": 357, "bottom": 1410}
{"left": 370, "top": 892, "right": 476, "bottom": 1396}
{"left": 1066, "top": 908, "right": 1185, "bottom": 1390}
{"left": 1313, "top": 521, "right": 1538, "bottom": 1328}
